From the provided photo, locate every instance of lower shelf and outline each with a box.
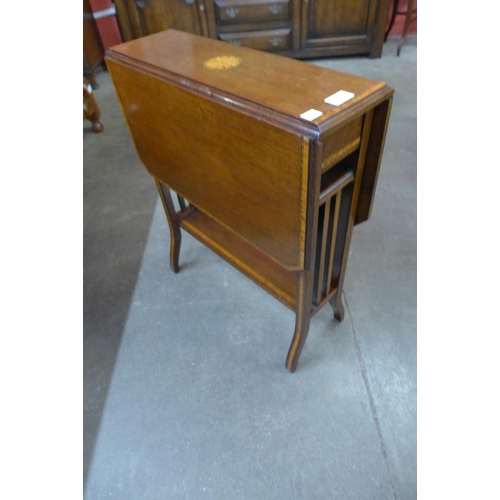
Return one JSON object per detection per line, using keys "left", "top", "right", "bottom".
{"left": 179, "top": 209, "right": 297, "bottom": 310}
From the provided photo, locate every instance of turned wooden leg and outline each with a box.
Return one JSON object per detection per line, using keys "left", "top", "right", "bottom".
{"left": 286, "top": 271, "right": 314, "bottom": 373}
{"left": 83, "top": 77, "right": 103, "bottom": 133}
{"left": 84, "top": 73, "right": 98, "bottom": 89}
{"left": 89, "top": 110, "right": 103, "bottom": 133}
{"left": 155, "top": 180, "right": 182, "bottom": 273}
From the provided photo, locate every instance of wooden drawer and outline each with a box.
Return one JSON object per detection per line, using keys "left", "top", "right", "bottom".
{"left": 321, "top": 116, "right": 363, "bottom": 171}
{"left": 214, "top": 0, "right": 291, "bottom": 24}
{"left": 219, "top": 28, "right": 291, "bottom": 51}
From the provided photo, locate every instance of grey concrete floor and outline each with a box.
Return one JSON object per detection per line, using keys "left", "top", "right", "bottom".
{"left": 84, "top": 37, "right": 416, "bottom": 499}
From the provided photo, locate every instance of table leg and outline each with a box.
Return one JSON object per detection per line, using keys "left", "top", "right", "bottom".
{"left": 156, "top": 180, "right": 182, "bottom": 273}
{"left": 329, "top": 292, "right": 345, "bottom": 322}
{"left": 385, "top": 0, "right": 400, "bottom": 41}
{"left": 397, "top": 0, "right": 416, "bottom": 56}
{"left": 83, "top": 77, "right": 103, "bottom": 133}
{"left": 286, "top": 271, "right": 314, "bottom": 372}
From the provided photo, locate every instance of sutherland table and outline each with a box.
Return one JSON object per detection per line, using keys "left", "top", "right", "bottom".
{"left": 106, "top": 29, "right": 394, "bottom": 372}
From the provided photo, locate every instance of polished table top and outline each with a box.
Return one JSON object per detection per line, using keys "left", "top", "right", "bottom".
{"left": 108, "top": 29, "right": 389, "bottom": 132}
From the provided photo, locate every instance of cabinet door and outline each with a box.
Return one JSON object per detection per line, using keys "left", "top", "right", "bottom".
{"left": 84, "top": 0, "right": 104, "bottom": 70}
{"left": 300, "top": 0, "right": 380, "bottom": 50}
{"left": 115, "top": 0, "right": 203, "bottom": 41}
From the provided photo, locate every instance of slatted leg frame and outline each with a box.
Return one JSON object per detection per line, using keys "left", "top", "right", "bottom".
{"left": 285, "top": 167, "right": 355, "bottom": 371}
{"left": 314, "top": 171, "right": 354, "bottom": 317}
{"left": 286, "top": 108, "right": 376, "bottom": 371}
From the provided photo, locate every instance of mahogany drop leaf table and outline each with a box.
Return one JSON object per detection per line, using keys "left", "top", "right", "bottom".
{"left": 106, "top": 29, "right": 393, "bottom": 372}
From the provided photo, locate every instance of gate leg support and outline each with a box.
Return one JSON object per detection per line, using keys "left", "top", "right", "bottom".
{"left": 155, "top": 180, "right": 182, "bottom": 273}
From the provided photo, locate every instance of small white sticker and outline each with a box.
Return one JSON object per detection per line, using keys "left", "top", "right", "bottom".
{"left": 300, "top": 109, "right": 323, "bottom": 121}
{"left": 324, "top": 90, "right": 354, "bottom": 106}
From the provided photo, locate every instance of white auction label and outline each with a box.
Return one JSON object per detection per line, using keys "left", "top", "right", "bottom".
{"left": 300, "top": 109, "right": 323, "bottom": 121}
{"left": 324, "top": 90, "right": 354, "bottom": 106}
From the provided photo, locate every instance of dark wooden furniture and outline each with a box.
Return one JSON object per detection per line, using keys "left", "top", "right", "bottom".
{"left": 106, "top": 29, "right": 393, "bottom": 371}
{"left": 385, "top": 0, "right": 417, "bottom": 55}
{"left": 396, "top": 0, "right": 416, "bottom": 56}
{"left": 114, "top": 0, "right": 390, "bottom": 59}
{"left": 84, "top": 0, "right": 105, "bottom": 88}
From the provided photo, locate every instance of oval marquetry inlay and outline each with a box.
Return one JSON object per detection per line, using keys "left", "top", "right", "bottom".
{"left": 203, "top": 56, "right": 242, "bottom": 70}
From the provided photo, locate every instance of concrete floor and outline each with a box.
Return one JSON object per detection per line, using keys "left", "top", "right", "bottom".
{"left": 84, "top": 37, "right": 416, "bottom": 499}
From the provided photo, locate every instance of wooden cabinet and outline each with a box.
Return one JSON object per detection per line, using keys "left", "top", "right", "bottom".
{"left": 114, "top": 0, "right": 390, "bottom": 58}
{"left": 207, "top": 0, "right": 295, "bottom": 53}
{"left": 114, "top": 0, "right": 205, "bottom": 41}
{"left": 300, "top": 0, "right": 387, "bottom": 57}
{"left": 106, "top": 30, "right": 393, "bottom": 370}
{"left": 84, "top": 0, "right": 105, "bottom": 87}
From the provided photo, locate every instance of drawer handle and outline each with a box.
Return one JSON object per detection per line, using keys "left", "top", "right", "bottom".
{"left": 269, "top": 3, "right": 282, "bottom": 15}
{"left": 226, "top": 7, "right": 238, "bottom": 18}
{"left": 231, "top": 40, "right": 242, "bottom": 46}
{"left": 184, "top": 0, "right": 195, "bottom": 4}
{"left": 269, "top": 36, "right": 282, "bottom": 47}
